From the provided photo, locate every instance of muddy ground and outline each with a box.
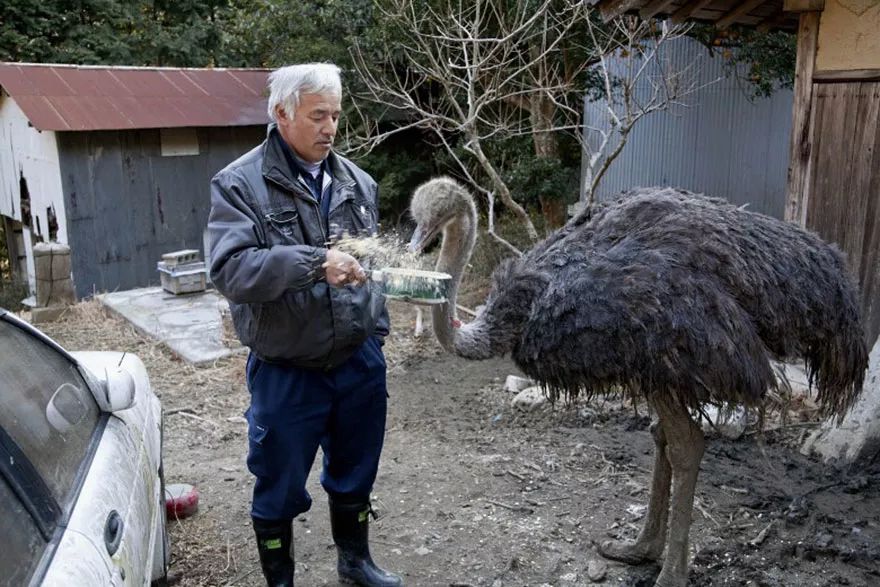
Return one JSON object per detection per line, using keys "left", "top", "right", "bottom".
{"left": 40, "top": 302, "right": 880, "bottom": 587}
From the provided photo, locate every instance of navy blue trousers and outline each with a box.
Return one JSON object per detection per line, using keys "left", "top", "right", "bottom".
{"left": 245, "top": 336, "right": 388, "bottom": 521}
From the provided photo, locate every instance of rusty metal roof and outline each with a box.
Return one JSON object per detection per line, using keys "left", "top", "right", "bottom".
{"left": 0, "top": 63, "right": 270, "bottom": 131}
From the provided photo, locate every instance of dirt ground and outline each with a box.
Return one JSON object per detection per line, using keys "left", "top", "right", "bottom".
{"left": 39, "top": 301, "right": 880, "bottom": 587}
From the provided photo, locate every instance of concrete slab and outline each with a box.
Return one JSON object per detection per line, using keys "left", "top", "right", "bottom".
{"left": 98, "top": 287, "right": 244, "bottom": 365}
{"left": 31, "top": 305, "right": 69, "bottom": 324}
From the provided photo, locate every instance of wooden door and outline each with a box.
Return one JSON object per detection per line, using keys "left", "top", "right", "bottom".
{"left": 805, "top": 81, "right": 880, "bottom": 347}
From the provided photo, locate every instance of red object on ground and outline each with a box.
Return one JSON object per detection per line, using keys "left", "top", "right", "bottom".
{"left": 165, "top": 483, "right": 200, "bottom": 520}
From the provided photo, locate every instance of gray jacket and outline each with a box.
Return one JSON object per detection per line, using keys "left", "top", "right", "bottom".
{"left": 207, "top": 125, "right": 389, "bottom": 369}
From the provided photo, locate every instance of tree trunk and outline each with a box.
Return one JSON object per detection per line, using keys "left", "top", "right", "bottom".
{"left": 530, "top": 92, "right": 566, "bottom": 229}
{"left": 469, "top": 138, "right": 539, "bottom": 242}
{"left": 802, "top": 337, "right": 880, "bottom": 463}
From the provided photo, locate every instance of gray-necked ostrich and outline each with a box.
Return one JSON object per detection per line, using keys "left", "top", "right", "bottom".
{"left": 406, "top": 177, "right": 868, "bottom": 587}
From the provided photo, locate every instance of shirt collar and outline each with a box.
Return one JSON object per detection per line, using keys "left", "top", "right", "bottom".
{"left": 278, "top": 135, "right": 326, "bottom": 180}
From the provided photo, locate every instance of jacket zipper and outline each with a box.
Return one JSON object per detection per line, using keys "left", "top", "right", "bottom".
{"left": 266, "top": 174, "right": 362, "bottom": 371}
{"left": 294, "top": 176, "right": 329, "bottom": 243}
{"left": 293, "top": 176, "right": 334, "bottom": 370}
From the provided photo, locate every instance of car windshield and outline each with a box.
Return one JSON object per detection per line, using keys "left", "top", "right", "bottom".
{"left": 0, "top": 318, "right": 100, "bottom": 505}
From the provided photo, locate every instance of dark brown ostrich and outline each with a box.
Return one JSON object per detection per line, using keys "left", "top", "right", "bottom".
{"left": 407, "top": 178, "right": 868, "bottom": 587}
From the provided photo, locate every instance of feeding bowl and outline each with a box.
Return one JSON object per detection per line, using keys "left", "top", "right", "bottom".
{"left": 372, "top": 268, "right": 451, "bottom": 305}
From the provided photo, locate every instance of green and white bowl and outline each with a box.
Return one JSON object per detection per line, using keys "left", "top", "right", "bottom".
{"left": 372, "top": 268, "right": 451, "bottom": 305}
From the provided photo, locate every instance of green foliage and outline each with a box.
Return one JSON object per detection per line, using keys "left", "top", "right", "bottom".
{"left": 356, "top": 142, "right": 437, "bottom": 225}
{"left": 691, "top": 25, "right": 797, "bottom": 98}
{"left": 1, "top": 0, "right": 137, "bottom": 64}
{"left": 506, "top": 155, "right": 579, "bottom": 209}
{"left": 481, "top": 135, "right": 580, "bottom": 211}
{"left": 0, "top": 0, "right": 231, "bottom": 66}
{"left": 0, "top": 277, "right": 28, "bottom": 311}
{"left": 140, "top": 1, "right": 229, "bottom": 66}
{"left": 218, "top": 0, "right": 376, "bottom": 68}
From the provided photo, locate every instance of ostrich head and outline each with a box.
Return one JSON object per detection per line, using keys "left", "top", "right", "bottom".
{"left": 408, "top": 176, "right": 477, "bottom": 255}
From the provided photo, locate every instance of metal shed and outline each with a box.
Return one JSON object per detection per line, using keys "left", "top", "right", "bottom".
{"left": 0, "top": 63, "right": 269, "bottom": 298}
{"left": 586, "top": 36, "right": 794, "bottom": 218}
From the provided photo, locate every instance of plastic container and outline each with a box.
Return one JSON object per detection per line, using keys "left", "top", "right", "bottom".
{"left": 157, "top": 261, "right": 207, "bottom": 295}
{"left": 372, "top": 268, "right": 451, "bottom": 305}
{"left": 165, "top": 483, "right": 199, "bottom": 519}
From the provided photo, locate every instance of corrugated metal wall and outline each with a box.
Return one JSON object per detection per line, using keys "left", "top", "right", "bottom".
{"left": 585, "top": 37, "right": 793, "bottom": 219}
{"left": 57, "top": 126, "right": 265, "bottom": 298}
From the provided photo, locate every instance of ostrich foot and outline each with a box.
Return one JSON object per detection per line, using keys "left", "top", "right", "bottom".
{"left": 597, "top": 538, "right": 663, "bottom": 565}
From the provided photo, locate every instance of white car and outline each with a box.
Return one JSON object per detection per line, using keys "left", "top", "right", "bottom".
{"left": 0, "top": 309, "right": 169, "bottom": 586}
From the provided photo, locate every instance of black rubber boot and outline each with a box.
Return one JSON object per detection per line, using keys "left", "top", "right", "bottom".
{"left": 252, "top": 517, "right": 294, "bottom": 587}
{"left": 329, "top": 498, "right": 403, "bottom": 587}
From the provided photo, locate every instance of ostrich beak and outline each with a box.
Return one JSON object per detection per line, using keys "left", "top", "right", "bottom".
{"left": 409, "top": 216, "right": 450, "bottom": 253}
{"left": 408, "top": 225, "right": 431, "bottom": 254}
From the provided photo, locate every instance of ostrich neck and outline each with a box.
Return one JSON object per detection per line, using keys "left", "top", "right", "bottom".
{"left": 431, "top": 207, "right": 492, "bottom": 357}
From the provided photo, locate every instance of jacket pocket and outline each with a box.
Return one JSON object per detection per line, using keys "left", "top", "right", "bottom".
{"left": 250, "top": 287, "right": 334, "bottom": 364}
{"left": 264, "top": 207, "right": 304, "bottom": 244}
{"left": 334, "top": 198, "right": 377, "bottom": 238}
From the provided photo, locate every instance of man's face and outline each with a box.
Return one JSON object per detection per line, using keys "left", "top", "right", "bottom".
{"left": 275, "top": 92, "right": 341, "bottom": 163}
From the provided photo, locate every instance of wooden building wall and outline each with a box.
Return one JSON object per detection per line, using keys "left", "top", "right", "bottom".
{"left": 786, "top": 2, "right": 880, "bottom": 349}
{"left": 801, "top": 80, "right": 880, "bottom": 347}
{"left": 57, "top": 126, "right": 265, "bottom": 298}
{"left": 814, "top": 0, "right": 880, "bottom": 72}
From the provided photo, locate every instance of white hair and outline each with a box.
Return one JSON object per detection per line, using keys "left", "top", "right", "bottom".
{"left": 267, "top": 63, "right": 342, "bottom": 121}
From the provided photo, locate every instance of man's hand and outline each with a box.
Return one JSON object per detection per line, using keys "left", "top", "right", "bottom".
{"left": 323, "top": 249, "right": 367, "bottom": 287}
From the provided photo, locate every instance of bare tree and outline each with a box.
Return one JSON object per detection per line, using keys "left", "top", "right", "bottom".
{"left": 581, "top": 16, "right": 705, "bottom": 206}
{"left": 348, "top": 0, "right": 700, "bottom": 251}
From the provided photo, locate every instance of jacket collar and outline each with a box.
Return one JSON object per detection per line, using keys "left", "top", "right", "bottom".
{"left": 262, "top": 124, "right": 357, "bottom": 213}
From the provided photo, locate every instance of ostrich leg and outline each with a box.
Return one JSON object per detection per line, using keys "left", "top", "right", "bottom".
{"left": 598, "top": 421, "right": 671, "bottom": 563}
{"left": 652, "top": 397, "right": 705, "bottom": 587}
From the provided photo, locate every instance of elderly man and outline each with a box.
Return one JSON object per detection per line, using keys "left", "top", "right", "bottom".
{"left": 207, "top": 63, "right": 401, "bottom": 587}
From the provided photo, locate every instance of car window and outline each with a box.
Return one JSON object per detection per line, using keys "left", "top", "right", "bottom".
{"left": 0, "top": 476, "right": 45, "bottom": 586}
{"left": 0, "top": 319, "right": 100, "bottom": 505}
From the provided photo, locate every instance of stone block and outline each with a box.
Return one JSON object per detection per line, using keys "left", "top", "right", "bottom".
{"left": 504, "top": 375, "right": 533, "bottom": 393}
{"left": 511, "top": 386, "right": 549, "bottom": 411}
{"left": 35, "top": 276, "right": 76, "bottom": 307}
{"left": 700, "top": 405, "right": 747, "bottom": 439}
{"left": 31, "top": 305, "right": 68, "bottom": 324}
{"left": 51, "top": 277, "right": 76, "bottom": 305}
{"left": 33, "top": 242, "right": 54, "bottom": 258}
{"left": 162, "top": 249, "right": 201, "bottom": 267}
{"left": 35, "top": 278, "right": 53, "bottom": 307}
{"left": 34, "top": 254, "right": 53, "bottom": 281}
{"left": 51, "top": 251, "right": 71, "bottom": 280}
